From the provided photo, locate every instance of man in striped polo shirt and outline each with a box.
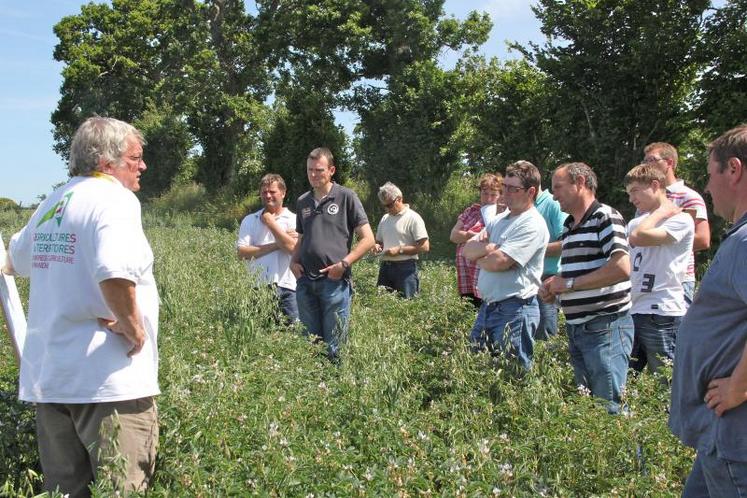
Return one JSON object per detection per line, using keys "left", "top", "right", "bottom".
{"left": 540, "top": 162, "right": 633, "bottom": 413}
{"left": 643, "top": 142, "right": 710, "bottom": 306}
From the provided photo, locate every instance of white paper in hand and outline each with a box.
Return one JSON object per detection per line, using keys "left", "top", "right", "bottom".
{"left": 480, "top": 203, "right": 497, "bottom": 224}
{"left": 0, "top": 234, "right": 26, "bottom": 363}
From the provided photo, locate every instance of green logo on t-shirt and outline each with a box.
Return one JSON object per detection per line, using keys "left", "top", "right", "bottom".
{"left": 36, "top": 192, "right": 73, "bottom": 228}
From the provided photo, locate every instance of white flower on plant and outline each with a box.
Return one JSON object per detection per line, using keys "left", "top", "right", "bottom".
{"left": 279, "top": 437, "right": 289, "bottom": 447}
{"left": 499, "top": 463, "right": 513, "bottom": 478}
{"left": 364, "top": 469, "right": 374, "bottom": 481}
{"left": 577, "top": 384, "right": 591, "bottom": 397}
{"left": 268, "top": 422, "right": 280, "bottom": 438}
{"left": 478, "top": 438, "right": 490, "bottom": 457}
{"left": 492, "top": 487, "right": 501, "bottom": 496}
{"left": 498, "top": 433, "right": 510, "bottom": 443}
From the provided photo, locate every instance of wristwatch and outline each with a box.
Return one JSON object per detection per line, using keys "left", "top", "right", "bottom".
{"left": 340, "top": 260, "right": 350, "bottom": 269}
{"left": 565, "top": 278, "right": 575, "bottom": 291}
{"left": 398, "top": 244, "right": 404, "bottom": 255}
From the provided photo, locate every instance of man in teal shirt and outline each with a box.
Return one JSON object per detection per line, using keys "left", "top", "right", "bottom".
{"left": 534, "top": 176, "right": 567, "bottom": 340}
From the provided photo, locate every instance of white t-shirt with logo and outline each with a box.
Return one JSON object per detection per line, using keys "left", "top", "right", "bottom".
{"left": 9, "top": 175, "right": 160, "bottom": 403}
{"left": 237, "top": 207, "right": 297, "bottom": 290}
{"left": 627, "top": 211, "right": 694, "bottom": 316}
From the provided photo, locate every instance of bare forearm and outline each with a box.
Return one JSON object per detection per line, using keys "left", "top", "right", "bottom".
{"left": 346, "top": 240, "right": 375, "bottom": 264}
{"left": 693, "top": 220, "right": 711, "bottom": 252}
{"left": 477, "top": 250, "right": 515, "bottom": 272}
{"left": 463, "top": 240, "right": 490, "bottom": 261}
{"left": 237, "top": 242, "right": 277, "bottom": 260}
{"left": 573, "top": 253, "right": 630, "bottom": 290}
{"left": 546, "top": 241, "right": 562, "bottom": 257}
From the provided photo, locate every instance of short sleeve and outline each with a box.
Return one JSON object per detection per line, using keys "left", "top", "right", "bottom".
{"left": 662, "top": 213, "right": 694, "bottom": 244}
{"left": 599, "top": 210, "right": 629, "bottom": 258}
{"left": 348, "top": 192, "right": 369, "bottom": 230}
{"left": 410, "top": 212, "right": 428, "bottom": 241}
{"left": 500, "top": 218, "right": 548, "bottom": 267}
{"left": 8, "top": 203, "right": 45, "bottom": 277}
{"left": 93, "top": 196, "right": 149, "bottom": 284}
{"left": 237, "top": 216, "right": 254, "bottom": 247}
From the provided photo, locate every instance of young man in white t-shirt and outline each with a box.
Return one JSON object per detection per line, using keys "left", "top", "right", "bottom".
{"left": 625, "top": 163, "right": 694, "bottom": 374}
{"left": 237, "top": 174, "right": 298, "bottom": 322}
{"left": 643, "top": 142, "right": 710, "bottom": 305}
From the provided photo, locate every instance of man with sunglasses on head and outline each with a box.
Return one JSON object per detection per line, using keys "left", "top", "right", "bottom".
{"left": 372, "top": 182, "right": 429, "bottom": 298}
{"left": 464, "top": 161, "right": 549, "bottom": 370}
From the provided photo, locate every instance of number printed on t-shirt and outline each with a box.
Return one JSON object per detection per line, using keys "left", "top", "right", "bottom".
{"left": 640, "top": 273, "right": 655, "bottom": 293}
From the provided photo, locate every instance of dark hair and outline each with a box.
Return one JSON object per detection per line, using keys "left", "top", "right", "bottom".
{"left": 708, "top": 124, "right": 747, "bottom": 173}
{"left": 506, "top": 160, "right": 541, "bottom": 199}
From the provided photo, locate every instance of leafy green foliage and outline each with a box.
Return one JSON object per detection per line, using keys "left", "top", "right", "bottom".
{"left": 697, "top": 0, "right": 747, "bottom": 136}
{"left": 518, "top": 0, "right": 710, "bottom": 207}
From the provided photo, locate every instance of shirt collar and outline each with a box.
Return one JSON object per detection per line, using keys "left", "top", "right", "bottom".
{"left": 564, "top": 199, "right": 601, "bottom": 229}
{"left": 725, "top": 212, "right": 747, "bottom": 239}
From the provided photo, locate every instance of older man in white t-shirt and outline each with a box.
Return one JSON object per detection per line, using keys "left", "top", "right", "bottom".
{"left": 5, "top": 117, "right": 158, "bottom": 496}
{"left": 237, "top": 174, "right": 298, "bottom": 321}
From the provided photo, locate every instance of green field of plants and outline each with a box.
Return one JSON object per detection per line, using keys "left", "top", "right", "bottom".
{"left": 1, "top": 209, "right": 693, "bottom": 497}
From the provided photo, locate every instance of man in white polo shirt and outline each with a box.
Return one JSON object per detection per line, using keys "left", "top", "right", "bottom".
{"left": 5, "top": 117, "right": 159, "bottom": 496}
{"left": 237, "top": 174, "right": 298, "bottom": 322}
{"left": 372, "top": 182, "right": 429, "bottom": 298}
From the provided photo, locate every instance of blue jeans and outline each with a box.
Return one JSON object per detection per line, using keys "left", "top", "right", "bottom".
{"left": 630, "top": 313, "right": 680, "bottom": 374}
{"left": 566, "top": 312, "right": 634, "bottom": 414}
{"left": 683, "top": 280, "right": 695, "bottom": 307}
{"left": 377, "top": 260, "right": 419, "bottom": 298}
{"left": 296, "top": 275, "right": 352, "bottom": 359}
{"left": 535, "top": 299, "right": 559, "bottom": 341}
{"left": 469, "top": 296, "right": 539, "bottom": 370}
{"left": 276, "top": 286, "right": 299, "bottom": 323}
{"left": 683, "top": 448, "right": 747, "bottom": 497}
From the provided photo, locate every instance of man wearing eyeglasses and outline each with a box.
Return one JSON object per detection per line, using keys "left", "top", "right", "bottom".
{"left": 643, "top": 142, "right": 710, "bottom": 306}
{"left": 4, "top": 117, "right": 159, "bottom": 495}
{"left": 371, "top": 182, "right": 429, "bottom": 298}
{"left": 464, "top": 161, "right": 549, "bottom": 370}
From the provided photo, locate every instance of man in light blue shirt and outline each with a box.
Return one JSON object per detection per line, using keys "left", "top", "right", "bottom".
{"left": 464, "top": 161, "right": 549, "bottom": 369}
{"left": 534, "top": 182, "right": 567, "bottom": 340}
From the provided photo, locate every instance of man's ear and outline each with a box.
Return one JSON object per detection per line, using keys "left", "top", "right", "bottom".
{"left": 98, "top": 157, "right": 110, "bottom": 173}
{"left": 728, "top": 157, "right": 744, "bottom": 185}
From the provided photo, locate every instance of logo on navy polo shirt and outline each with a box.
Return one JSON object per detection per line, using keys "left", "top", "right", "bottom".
{"left": 327, "top": 203, "right": 339, "bottom": 215}
{"left": 302, "top": 207, "right": 312, "bottom": 219}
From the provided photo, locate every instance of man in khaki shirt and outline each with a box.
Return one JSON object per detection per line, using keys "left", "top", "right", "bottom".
{"left": 372, "top": 182, "right": 429, "bottom": 298}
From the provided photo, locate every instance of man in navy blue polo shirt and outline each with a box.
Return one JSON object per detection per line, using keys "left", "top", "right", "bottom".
{"left": 290, "top": 147, "right": 375, "bottom": 359}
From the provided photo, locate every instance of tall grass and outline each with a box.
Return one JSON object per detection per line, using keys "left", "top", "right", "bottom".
{"left": 1, "top": 206, "right": 693, "bottom": 496}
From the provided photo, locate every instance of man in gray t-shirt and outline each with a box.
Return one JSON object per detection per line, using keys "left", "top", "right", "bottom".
{"left": 464, "top": 161, "right": 549, "bottom": 370}
{"left": 670, "top": 124, "right": 747, "bottom": 496}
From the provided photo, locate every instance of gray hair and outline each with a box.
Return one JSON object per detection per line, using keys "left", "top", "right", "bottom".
{"left": 555, "top": 162, "right": 598, "bottom": 193}
{"left": 378, "top": 182, "right": 402, "bottom": 203}
{"left": 69, "top": 117, "right": 145, "bottom": 176}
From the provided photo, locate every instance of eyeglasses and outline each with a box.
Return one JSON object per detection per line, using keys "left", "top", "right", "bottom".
{"left": 503, "top": 185, "right": 528, "bottom": 194}
{"left": 383, "top": 198, "right": 400, "bottom": 209}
